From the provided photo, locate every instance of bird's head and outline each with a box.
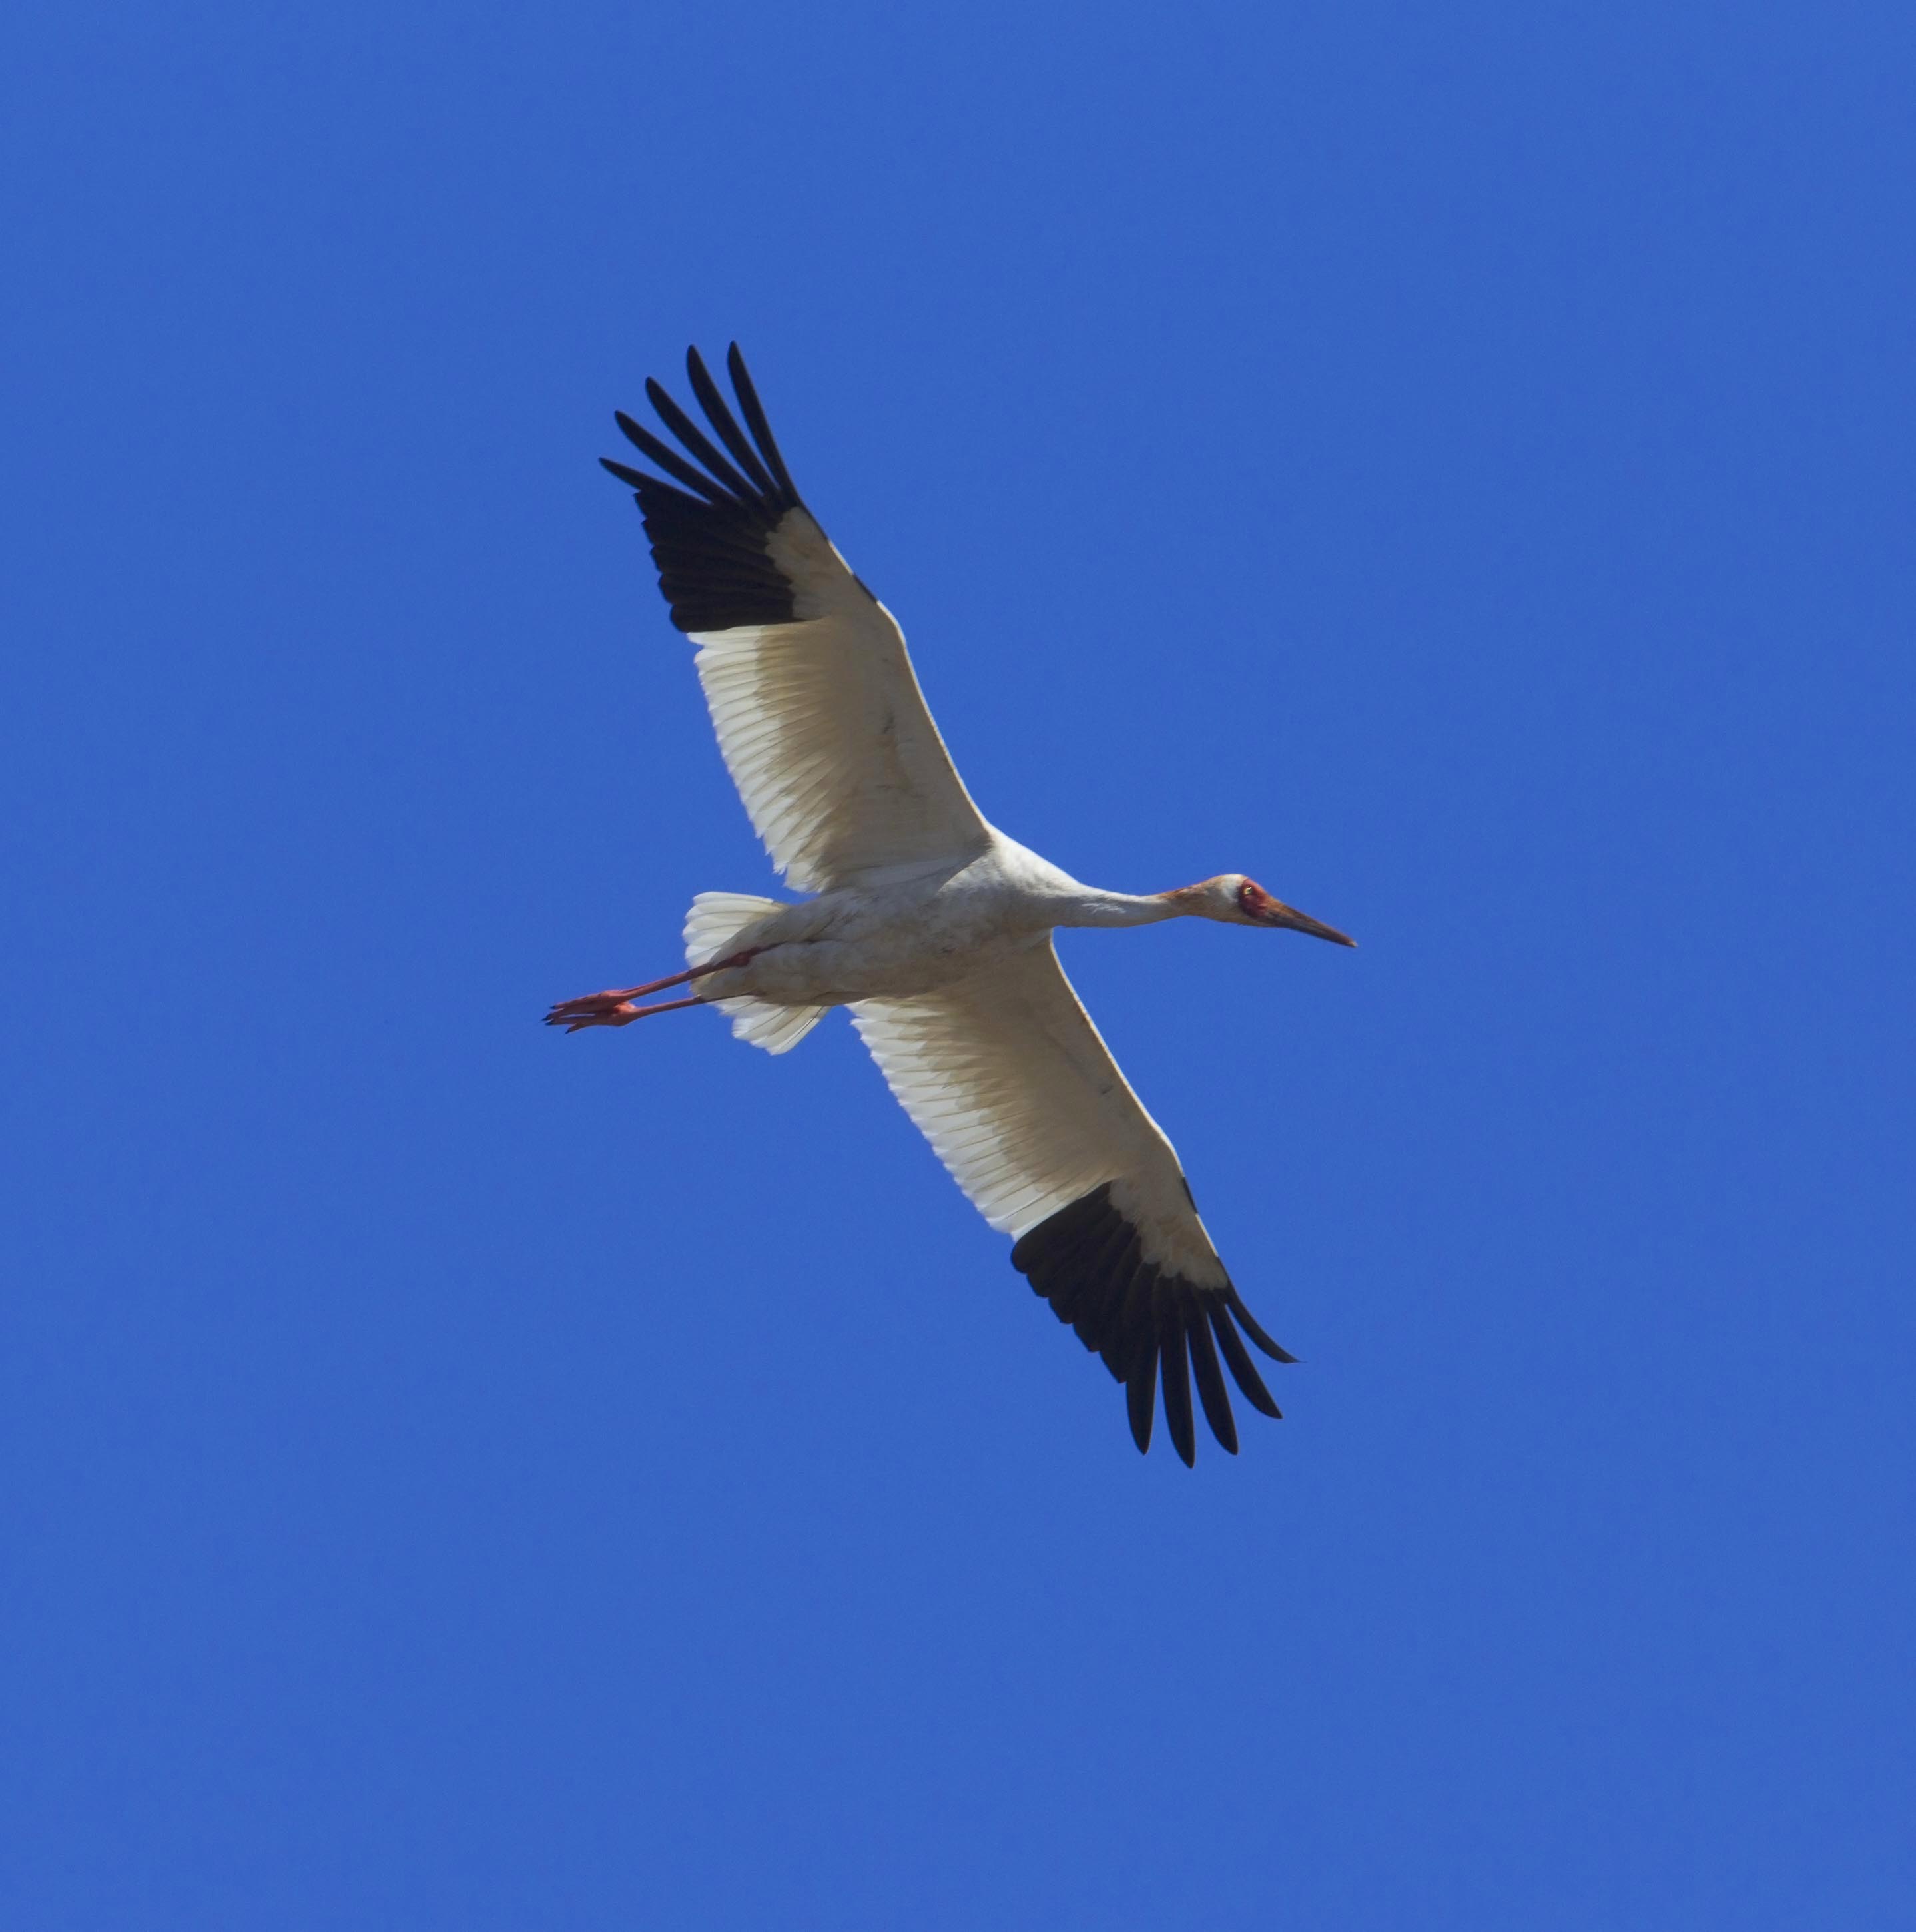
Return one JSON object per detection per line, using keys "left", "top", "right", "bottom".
{"left": 1167, "top": 874, "right": 1357, "bottom": 946}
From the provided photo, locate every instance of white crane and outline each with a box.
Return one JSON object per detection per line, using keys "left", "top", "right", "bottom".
{"left": 549, "top": 346, "right": 1355, "bottom": 1464}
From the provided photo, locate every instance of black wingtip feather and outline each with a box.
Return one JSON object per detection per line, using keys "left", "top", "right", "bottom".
{"left": 685, "top": 346, "right": 781, "bottom": 499}
{"left": 644, "top": 377, "right": 761, "bottom": 503}
{"left": 1210, "top": 1305, "right": 1283, "bottom": 1419}
{"left": 612, "top": 411, "right": 733, "bottom": 505}
{"left": 1012, "top": 1183, "right": 1291, "bottom": 1460}
{"left": 1160, "top": 1323, "right": 1197, "bottom": 1467}
{"left": 603, "top": 350, "right": 810, "bottom": 634}
{"left": 726, "top": 344, "right": 802, "bottom": 503}
{"left": 1228, "top": 1289, "right": 1300, "bottom": 1363}
{"left": 1187, "top": 1309, "right": 1240, "bottom": 1453}
{"left": 1127, "top": 1350, "right": 1158, "bottom": 1453}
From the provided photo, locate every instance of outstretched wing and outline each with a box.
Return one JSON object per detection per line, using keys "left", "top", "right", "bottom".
{"left": 851, "top": 942, "right": 1295, "bottom": 1465}
{"left": 602, "top": 345, "right": 992, "bottom": 893}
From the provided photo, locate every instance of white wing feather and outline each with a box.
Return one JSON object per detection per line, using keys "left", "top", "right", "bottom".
{"left": 851, "top": 941, "right": 1230, "bottom": 1287}
{"left": 690, "top": 508, "right": 991, "bottom": 893}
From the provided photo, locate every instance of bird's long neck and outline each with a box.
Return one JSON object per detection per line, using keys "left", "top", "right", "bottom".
{"left": 1052, "top": 886, "right": 1179, "bottom": 930}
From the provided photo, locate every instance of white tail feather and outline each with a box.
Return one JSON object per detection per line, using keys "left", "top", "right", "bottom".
{"left": 682, "top": 891, "right": 826, "bottom": 1056}
{"left": 683, "top": 891, "right": 785, "bottom": 966}
{"left": 721, "top": 1000, "right": 827, "bottom": 1054}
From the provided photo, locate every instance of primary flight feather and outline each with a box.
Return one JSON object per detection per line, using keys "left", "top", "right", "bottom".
{"left": 550, "top": 345, "right": 1355, "bottom": 1464}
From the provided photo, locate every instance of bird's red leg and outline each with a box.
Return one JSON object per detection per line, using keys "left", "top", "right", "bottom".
{"left": 543, "top": 948, "right": 760, "bottom": 1028}
{"left": 549, "top": 993, "right": 707, "bottom": 1033}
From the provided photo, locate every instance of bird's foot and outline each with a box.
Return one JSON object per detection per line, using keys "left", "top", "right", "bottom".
{"left": 544, "top": 992, "right": 706, "bottom": 1032}
{"left": 543, "top": 948, "right": 761, "bottom": 1031}
{"left": 545, "top": 989, "right": 649, "bottom": 1028}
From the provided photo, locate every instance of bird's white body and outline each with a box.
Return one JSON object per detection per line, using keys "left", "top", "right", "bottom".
{"left": 695, "top": 834, "right": 1162, "bottom": 1010}
{"left": 554, "top": 345, "right": 1354, "bottom": 1462}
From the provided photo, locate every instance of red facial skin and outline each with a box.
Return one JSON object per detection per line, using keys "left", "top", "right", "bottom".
{"left": 1236, "top": 879, "right": 1281, "bottom": 922}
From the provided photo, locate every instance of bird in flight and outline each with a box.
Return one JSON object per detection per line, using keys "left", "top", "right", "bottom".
{"left": 549, "top": 346, "right": 1355, "bottom": 1464}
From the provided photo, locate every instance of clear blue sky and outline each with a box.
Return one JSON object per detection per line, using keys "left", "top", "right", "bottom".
{"left": 4, "top": 3, "right": 1911, "bottom": 1926}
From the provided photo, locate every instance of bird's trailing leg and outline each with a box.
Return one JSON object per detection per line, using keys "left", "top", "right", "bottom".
{"left": 543, "top": 948, "right": 760, "bottom": 1030}
{"left": 547, "top": 992, "right": 706, "bottom": 1033}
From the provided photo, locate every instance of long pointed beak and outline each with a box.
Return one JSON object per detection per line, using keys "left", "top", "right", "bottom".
{"left": 1267, "top": 903, "right": 1357, "bottom": 947}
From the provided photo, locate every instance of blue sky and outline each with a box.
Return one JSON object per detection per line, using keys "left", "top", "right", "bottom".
{"left": 3, "top": 3, "right": 1912, "bottom": 1926}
